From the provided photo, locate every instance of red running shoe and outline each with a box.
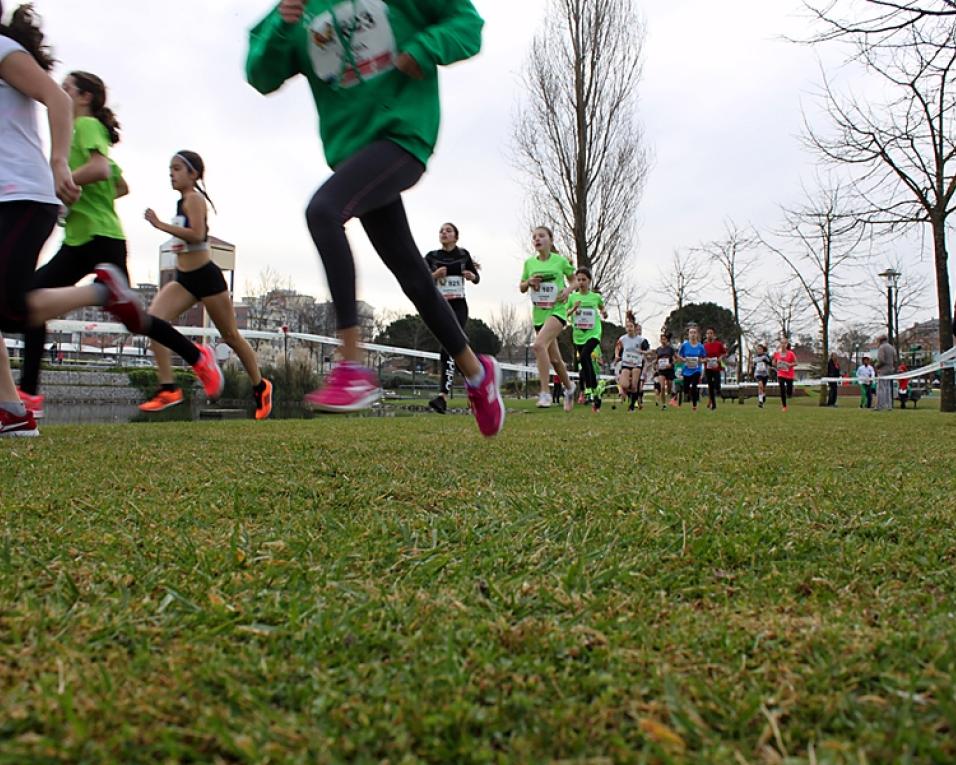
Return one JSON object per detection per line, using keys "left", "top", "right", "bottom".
{"left": 466, "top": 354, "right": 505, "bottom": 437}
{"left": 192, "top": 344, "right": 224, "bottom": 400}
{"left": 304, "top": 362, "right": 381, "bottom": 412}
{"left": 0, "top": 408, "right": 38, "bottom": 437}
{"left": 94, "top": 263, "right": 147, "bottom": 333}
{"left": 16, "top": 388, "right": 44, "bottom": 419}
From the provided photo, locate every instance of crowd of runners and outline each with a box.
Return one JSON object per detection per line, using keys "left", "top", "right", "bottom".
{"left": 1, "top": 1, "right": 949, "bottom": 439}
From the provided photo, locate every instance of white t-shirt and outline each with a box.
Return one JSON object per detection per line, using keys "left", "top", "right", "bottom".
{"left": 618, "top": 333, "right": 649, "bottom": 367}
{"left": 0, "top": 38, "right": 58, "bottom": 205}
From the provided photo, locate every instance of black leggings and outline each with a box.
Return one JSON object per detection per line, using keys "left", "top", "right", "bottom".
{"left": 779, "top": 378, "right": 794, "bottom": 407}
{"left": 0, "top": 201, "right": 58, "bottom": 333}
{"left": 684, "top": 372, "right": 701, "bottom": 407}
{"left": 705, "top": 369, "right": 721, "bottom": 408}
{"left": 306, "top": 140, "right": 468, "bottom": 358}
{"left": 439, "top": 299, "right": 469, "bottom": 395}
{"left": 20, "top": 237, "right": 199, "bottom": 395}
{"left": 576, "top": 337, "right": 601, "bottom": 391}
{"left": 20, "top": 237, "right": 128, "bottom": 394}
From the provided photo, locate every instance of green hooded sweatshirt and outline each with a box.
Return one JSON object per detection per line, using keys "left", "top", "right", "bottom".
{"left": 246, "top": 0, "right": 483, "bottom": 169}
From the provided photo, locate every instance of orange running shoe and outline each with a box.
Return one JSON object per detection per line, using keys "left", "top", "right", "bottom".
{"left": 192, "top": 344, "right": 224, "bottom": 401}
{"left": 139, "top": 388, "right": 184, "bottom": 412}
{"left": 254, "top": 378, "right": 273, "bottom": 420}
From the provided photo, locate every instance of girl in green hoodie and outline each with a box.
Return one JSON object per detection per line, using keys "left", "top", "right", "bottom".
{"left": 246, "top": 0, "right": 503, "bottom": 437}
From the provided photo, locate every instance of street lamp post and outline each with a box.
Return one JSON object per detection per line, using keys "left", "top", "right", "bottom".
{"left": 878, "top": 268, "right": 901, "bottom": 348}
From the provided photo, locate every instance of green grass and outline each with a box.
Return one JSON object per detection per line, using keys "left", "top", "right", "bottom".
{"left": 2, "top": 399, "right": 955, "bottom": 764}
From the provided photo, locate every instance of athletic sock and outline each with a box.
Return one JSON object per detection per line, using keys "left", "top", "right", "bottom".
{"left": 253, "top": 379, "right": 267, "bottom": 394}
{"left": 0, "top": 400, "right": 27, "bottom": 416}
{"left": 465, "top": 366, "right": 485, "bottom": 388}
{"left": 161, "top": 383, "right": 179, "bottom": 393}
{"left": 91, "top": 282, "right": 109, "bottom": 306}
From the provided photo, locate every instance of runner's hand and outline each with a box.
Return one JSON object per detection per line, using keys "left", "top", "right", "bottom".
{"left": 278, "top": 0, "right": 305, "bottom": 23}
{"left": 53, "top": 160, "right": 80, "bottom": 205}
{"left": 396, "top": 52, "right": 424, "bottom": 79}
{"left": 433, "top": 266, "right": 448, "bottom": 280}
{"left": 144, "top": 208, "right": 161, "bottom": 228}
{"left": 463, "top": 270, "right": 476, "bottom": 282}
{"left": 528, "top": 276, "right": 542, "bottom": 290}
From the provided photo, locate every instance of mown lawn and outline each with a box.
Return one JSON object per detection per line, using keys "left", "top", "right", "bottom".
{"left": 2, "top": 399, "right": 955, "bottom": 764}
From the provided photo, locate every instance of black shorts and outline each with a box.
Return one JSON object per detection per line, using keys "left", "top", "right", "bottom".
{"left": 175, "top": 261, "right": 228, "bottom": 300}
{"left": 534, "top": 316, "right": 567, "bottom": 333}
{"left": 0, "top": 201, "right": 58, "bottom": 332}
{"left": 656, "top": 368, "right": 675, "bottom": 381}
{"left": 755, "top": 375, "right": 769, "bottom": 384}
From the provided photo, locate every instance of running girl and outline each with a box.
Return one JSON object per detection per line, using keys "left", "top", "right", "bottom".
{"left": 15, "top": 70, "right": 222, "bottom": 416}
{"left": 615, "top": 311, "right": 649, "bottom": 411}
{"left": 773, "top": 338, "right": 797, "bottom": 411}
{"left": 702, "top": 326, "right": 727, "bottom": 410}
{"left": 424, "top": 221, "right": 479, "bottom": 415}
{"left": 677, "top": 326, "right": 706, "bottom": 412}
{"left": 567, "top": 267, "right": 607, "bottom": 411}
{"left": 140, "top": 151, "right": 272, "bottom": 419}
{"left": 751, "top": 342, "right": 772, "bottom": 408}
{"left": 654, "top": 331, "right": 675, "bottom": 409}
{"left": 0, "top": 3, "right": 148, "bottom": 435}
{"left": 247, "top": 0, "right": 503, "bottom": 436}
{"left": 520, "top": 226, "right": 576, "bottom": 410}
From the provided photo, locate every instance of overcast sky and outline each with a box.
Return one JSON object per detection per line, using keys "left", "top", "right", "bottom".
{"left": 26, "top": 0, "right": 944, "bottom": 340}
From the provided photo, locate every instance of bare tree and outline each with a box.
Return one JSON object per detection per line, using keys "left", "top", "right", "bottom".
{"left": 760, "top": 284, "right": 810, "bottom": 342}
{"left": 606, "top": 278, "right": 650, "bottom": 326}
{"left": 803, "top": 0, "right": 956, "bottom": 44}
{"left": 760, "top": 178, "right": 869, "bottom": 404}
{"left": 837, "top": 321, "right": 877, "bottom": 365}
{"left": 489, "top": 303, "right": 528, "bottom": 363}
{"left": 692, "top": 220, "right": 759, "bottom": 369}
{"left": 861, "top": 255, "right": 932, "bottom": 347}
{"left": 658, "top": 249, "right": 709, "bottom": 319}
{"left": 804, "top": 12, "right": 956, "bottom": 410}
{"left": 242, "top": 266, "right": 293, "bottom": 350}
{"left": 512, "top": 0, "right": 650, "bottom": 299}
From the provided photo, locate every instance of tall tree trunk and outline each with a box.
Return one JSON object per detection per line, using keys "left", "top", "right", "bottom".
{"left": 932, "top": 219, "right": 955, "bottom": 412}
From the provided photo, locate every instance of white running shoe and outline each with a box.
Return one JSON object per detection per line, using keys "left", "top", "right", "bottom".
{"left": 536, "top": 392, "right": 553, "bottom": 408}
{"left": 563, "top": 382, "right": 576, "bottom": 412}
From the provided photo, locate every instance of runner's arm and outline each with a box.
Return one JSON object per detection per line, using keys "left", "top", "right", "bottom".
{"left": 246, "top": 7, "right": 303, "bottom": 94}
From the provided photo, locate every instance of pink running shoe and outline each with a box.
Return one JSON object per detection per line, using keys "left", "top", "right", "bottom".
{"left": 192, "top": 343, "right": 224, "bottom": 400}
{"left": 0, "top": 408, "right": 38, "bottom": 437}
{"left": 466, "top": 354, "right": 505, "bottom": 437}
{"left": 305, "top": 362, "right": 381, "bottom": 412}
{"left": 94, "top": 263, "right": 148, "bottom": 333}
{"left": 16, "top": 388, "right": 44, "bottom": 419}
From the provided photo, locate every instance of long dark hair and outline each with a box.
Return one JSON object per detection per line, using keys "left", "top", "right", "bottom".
{"left": 175, "top": 150, "right": 217, "bottom": 213}
{"left": 69, "top": 71, "right": 120, "bottom": 144}
{"left": 0, "top": 2, "right": 53, "bottom": 71}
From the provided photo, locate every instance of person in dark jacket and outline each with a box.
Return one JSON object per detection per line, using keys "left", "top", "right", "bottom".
{"left": 826, "top": 352, "right": 841, "bottom": 407}
{"left": 424, "top": 222, "right": 479, "bottom": 413}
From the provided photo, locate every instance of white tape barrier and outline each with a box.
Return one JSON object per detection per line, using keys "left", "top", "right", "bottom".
{"left": 45, "top": 319, "right": 596, "bottom": 378}
{"left": 46, "top": 320, "right": 955, "bottom": 386}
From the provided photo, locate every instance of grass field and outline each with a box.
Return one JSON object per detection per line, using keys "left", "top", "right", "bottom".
{"left": 2, "top": 398, "right": 955, "bottom": 764}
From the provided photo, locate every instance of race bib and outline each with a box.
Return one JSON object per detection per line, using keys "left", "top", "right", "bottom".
{"left": 778, "top": 360, "right": 791, "bottom": 371}
{"left": 706, "top": 358, "right": 719, "bottom": 370}
{"left": 622, "top": 349, "right": 643, "bottom": 367}
{"left": 168, "top": 214, "right": 187, "bottom": 254}
{"left": 657, "top": 357, "right": 671, "bottom": 370}
{"left": 684, "top": 356, "right": 700, "bottom": 370}
{"left": 307, "top": 0, "right": 396, "bottom": 89}
{"left": 573, "top": 307, "right": 597, "bottom": 330}
{"left": 437, "top": 275, "right": 465, "bottom": 301}
{"left": 530, "top": 282, "right": 558, "bottom": 309}
{"left": 755, "top": 361, "right": 768, "bottom": 376}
